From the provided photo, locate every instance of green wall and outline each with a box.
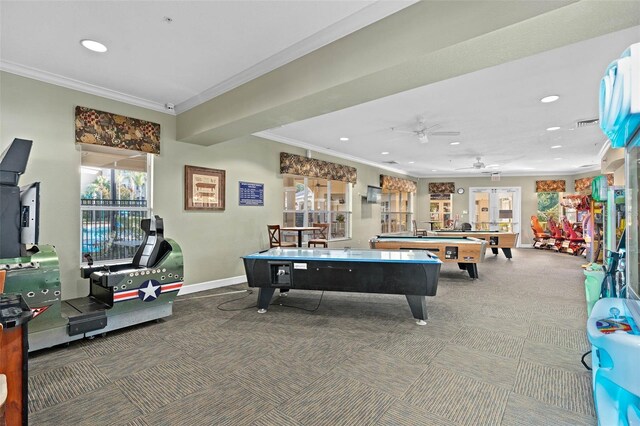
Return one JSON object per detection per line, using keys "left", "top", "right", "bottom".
{"left": 0, "top": 72, "right": 399, "bottom": 298}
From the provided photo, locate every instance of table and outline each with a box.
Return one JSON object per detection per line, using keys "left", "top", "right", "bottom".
{"left": 242, "top": 248, "right": 442, "bottom": 325}
{"left": 370, "top": 235, "right": 486, "bottom": 279}
{"left": 280, "top": 226, "right": 321, "bottom": 247}
{"left": 420, "top": 221, "right": 437, "bottom": 231}
{"left": 428, "top": 230, "right": 519, "bottom": 259}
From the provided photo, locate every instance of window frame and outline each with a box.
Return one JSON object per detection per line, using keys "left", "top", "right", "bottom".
{"left": 282, "top": 175, "right": 352, "bottom": 242}
{"left": 381, "top": 188, "right": 414, "bottom": 234}
{"left": 80, "top": 146, "right": 153, "bottom": 265}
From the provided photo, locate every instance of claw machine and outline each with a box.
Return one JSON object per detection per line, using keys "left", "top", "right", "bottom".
{"left": 587, "top": 42, "right": 640, "bottom": 425}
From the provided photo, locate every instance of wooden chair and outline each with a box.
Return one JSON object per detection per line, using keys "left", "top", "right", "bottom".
{"left": 267, "top": 225, "right": 296, "bottom": 248}
{"left": 412, "top": 220, "right": 428, "bottom": 236}
{"left": 308, "top": 223, "right": 329, "bottom": 248}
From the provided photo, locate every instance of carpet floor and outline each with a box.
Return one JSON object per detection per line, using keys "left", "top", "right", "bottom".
{"left": 28, "top": 248, "right": 596, "bottom": 425}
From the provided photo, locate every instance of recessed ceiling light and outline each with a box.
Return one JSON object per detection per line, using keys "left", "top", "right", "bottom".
{"left": 381, "top": 151, "right": 389, "bottom": 155}
{"left": 408, "top": 161, "right": 415, "bottom": 164}
{"left": 540, "top": 95, "right": 559, "bottom": 103}
{"left": 551, "top": 145, "right": 562, "bottom": 149}
{"left": 339, "top": 137, "right": 349, "bottom": 141}
{"left": 431, "top": 169, "right": 437, "bottom": 172}
{"left": 554, "top": 157, "right": 563, "bottom": 160}
{"left": 449, "top": 142, "right": 460, "bottom": 145}
{"left": 80, "top": 39, "right": 108, "bottom": 53}
{"left": 546, "top": 126, "right": 561, "bottom": 131}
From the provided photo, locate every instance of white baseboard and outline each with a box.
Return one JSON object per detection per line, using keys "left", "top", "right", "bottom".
{"left": 177, "top": 275, "right": 247, "bottom": 296}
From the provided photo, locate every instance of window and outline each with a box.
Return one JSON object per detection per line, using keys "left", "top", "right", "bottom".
{"left": 283, "top": 176, "right": 351, "bottom": 242}
{"left": 80, "top": 146, "right": 151, "bottom": 263}
{"left": 429, "top": 193, "right": 452, "bottom": 230}
{"left": 381, "top": 188, "right": 413, "bottom": 233}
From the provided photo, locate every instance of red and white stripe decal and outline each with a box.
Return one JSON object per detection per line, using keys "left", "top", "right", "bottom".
{"left": 114, "top": 281, "right": 183, "bottom": 303}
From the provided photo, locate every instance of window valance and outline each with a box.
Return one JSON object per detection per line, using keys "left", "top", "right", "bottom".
{"left": 428, "top": 182, "right": 455, "bottom": 194}
{"left": 574, "top": 174, "right": 614, "bottom": 192}
{"left": 380, "top": 175, "right": 417, "bottom": 193}
{"left": 535, "top": 180, "right": 566, "bottom": 192}
{"left": 280, "top": 152, "right": 357, "bottom": 184}
{"left": 75, "top": 106, "right": 161, "bottom": 154}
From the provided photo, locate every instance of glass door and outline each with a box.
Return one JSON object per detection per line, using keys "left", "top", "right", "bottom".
{"left": 469, "top": 187, "right": 521, "bottom": 237}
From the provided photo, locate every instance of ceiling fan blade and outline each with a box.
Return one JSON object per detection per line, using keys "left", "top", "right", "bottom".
{"left": 430, "top": 131, "right": 460, "bottom": 136}
{"left": 390, "top": 127, "right": 416, "bottom": 134}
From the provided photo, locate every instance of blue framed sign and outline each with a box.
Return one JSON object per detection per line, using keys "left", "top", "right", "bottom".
{"left": 239, "top": 181, "right": 264, "bottom": 206}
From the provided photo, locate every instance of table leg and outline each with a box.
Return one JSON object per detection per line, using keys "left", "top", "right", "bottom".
{"left": 257, "top": 288, "right": 276, "bottom": 313}
{"left": 297, "top": 230, "right": 303, "bottom": 247}
{"left": 502, "top": 248, "right": 513, "bottom": 259}
{"left": 405, "top": 295, "right": 427, "bottom": 323}
{"left": 491, "top": 247, "right": 499, "bottom": 255}
{"left": 467, "top": 264, "right": 479, "bottom": 279}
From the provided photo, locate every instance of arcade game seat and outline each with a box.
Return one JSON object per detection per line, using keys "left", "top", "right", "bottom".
{"left": 530, "top": 215, "right": 550, "bottom": 249}
{"left": 547, "top": 217, "right": 564, "bottom": 251}
{"left": 561, "top": 216, "right": 586, "bottom": 256}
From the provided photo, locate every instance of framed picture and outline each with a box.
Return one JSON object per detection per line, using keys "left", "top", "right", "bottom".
{"left": 184, "top": 165, "right": 225, "bottom": 211}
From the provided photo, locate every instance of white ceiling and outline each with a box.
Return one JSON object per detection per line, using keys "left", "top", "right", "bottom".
{"left": 0, "top": 1, "right": 637, "bottom": 178}
{"left": 260, "top": 25, "right": 640, "bottom": 177}
{"left": 0, "top": 0, "right": 414, "bottom": 113}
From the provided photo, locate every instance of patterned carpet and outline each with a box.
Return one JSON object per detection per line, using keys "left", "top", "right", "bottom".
{"left": 27, "top": 248, "right": 596, "bottom": 425}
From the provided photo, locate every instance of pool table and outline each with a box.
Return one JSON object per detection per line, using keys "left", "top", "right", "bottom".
{"left": 242, "top": 247, "right": 441, "bottom": 325}
{"left": 369, "top": 235, "right": 486, "bottom": 279}
{"left": 428, "top": 230, "right": 519, "bottom": 259}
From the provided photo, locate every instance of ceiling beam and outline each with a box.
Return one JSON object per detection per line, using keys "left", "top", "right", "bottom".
{"left": 176, "top": 0, "right": 639, "bottom": 146}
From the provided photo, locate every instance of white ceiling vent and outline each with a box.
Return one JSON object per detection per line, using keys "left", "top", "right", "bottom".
{"left": 576, "top": 118, "right": 599, "bottom": 128}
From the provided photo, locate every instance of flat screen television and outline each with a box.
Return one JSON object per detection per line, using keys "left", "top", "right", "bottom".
{"left": 366, "top": 185, "right": 382, "bottom": 204}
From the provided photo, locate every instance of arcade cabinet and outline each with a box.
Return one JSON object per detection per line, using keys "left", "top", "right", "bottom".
{"left": 587, "top": 42, "right": 640, "bottom": 425}
{"left": 0, "top": 138, "right": 184, "bottom": 351}
{"left": 0, "top": 294, "right": 32, "bottom": 426}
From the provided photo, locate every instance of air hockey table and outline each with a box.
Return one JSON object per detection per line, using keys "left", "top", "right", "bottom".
{"left": 428, "top": 230, "right": 519, "bottom": 259}
{"left": 242, "top": 247, "right": 441, "bottom": 325}
{"left": 369, "top": 235, "right": 486, "bottom": 279}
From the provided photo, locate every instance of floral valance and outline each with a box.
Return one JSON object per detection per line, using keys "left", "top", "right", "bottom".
{"left": 535, "top": 180, "right": 566, "bottom": 192}
{"left": 380, "top": 175, "right": 417, "bottom": 193}
{"left": 575, "top": 174, "right": 614, "bottom": 192}
{"left": 75, "top": 106, "right": 161, "bottom": 154}
{"left": 280, "top": 152, "right": 357, "bottom": 184}
{"left": 428, "top": 182, "right": 455, "bottom": 194}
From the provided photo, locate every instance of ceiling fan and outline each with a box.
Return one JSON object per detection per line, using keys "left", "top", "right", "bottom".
{"left": 455, "top": 157, "right": 486, "bottom": 170}
{"left": 391, "top": 117, "right": 460, "bottom": 144}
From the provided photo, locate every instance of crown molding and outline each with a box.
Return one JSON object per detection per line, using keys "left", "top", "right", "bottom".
{"left": 255, "top": 130, "right": 413, "bottom": 177}
{"left": 417, "top": 166, "right": 603, "bottom": 179}
{"left": 175, "top": 1, "right": 417, "bottom": 114}
{"left": 256, "top": 131, "right": 604, "bottom": 179}
{"left": 0, "top": 60, "right": 175, "bottom": 115}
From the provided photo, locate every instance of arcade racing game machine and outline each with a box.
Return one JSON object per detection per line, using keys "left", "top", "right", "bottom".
{"left": 587, "top": 43, "right": 640, "bottom": 425}
{"left": 0, "top": 138, "right": 184, "bottom": 351}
